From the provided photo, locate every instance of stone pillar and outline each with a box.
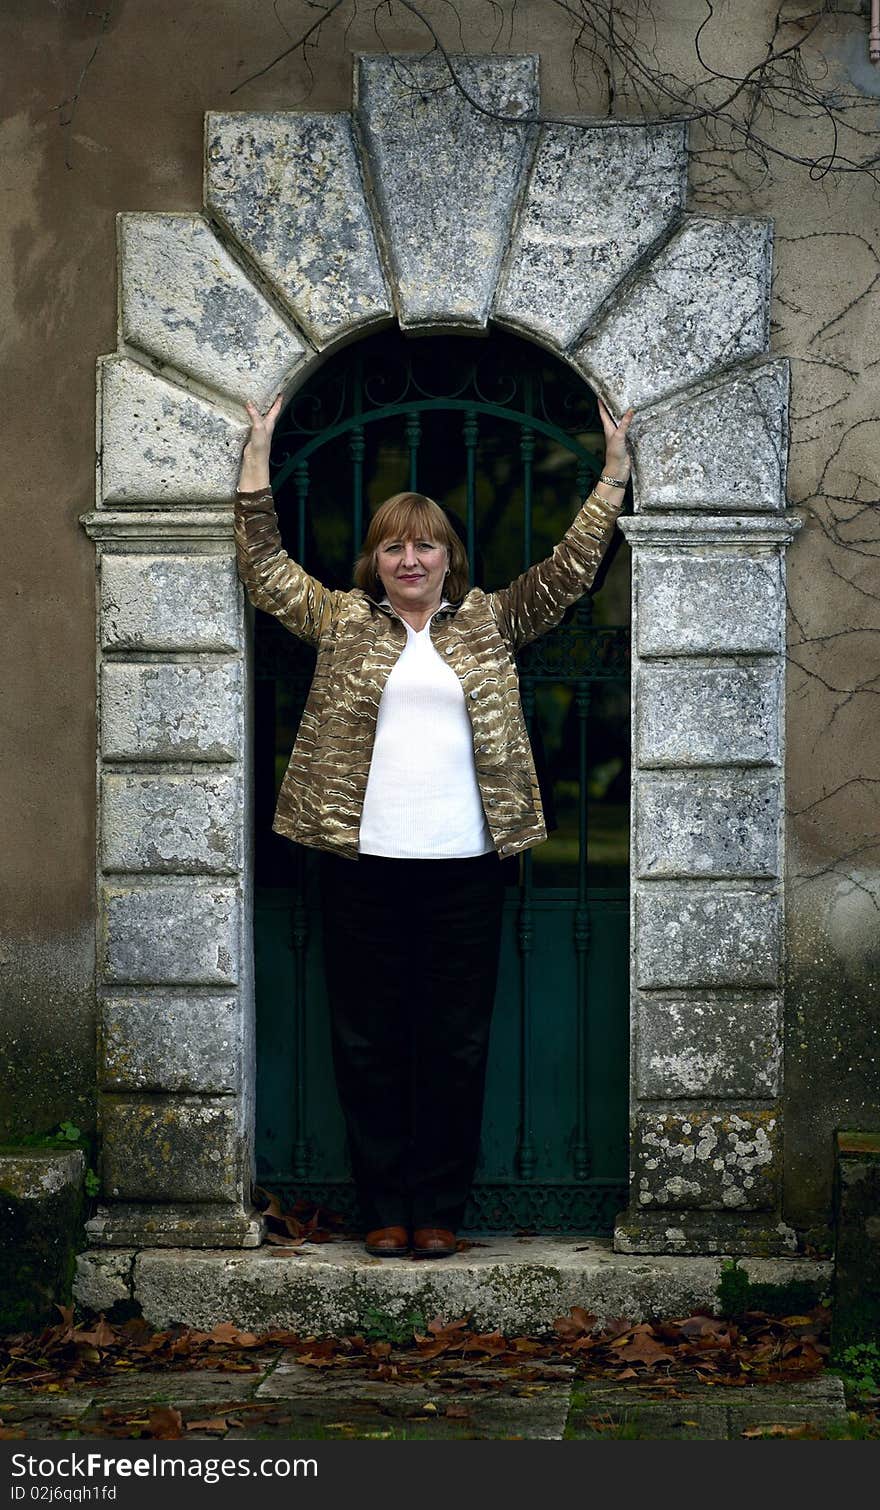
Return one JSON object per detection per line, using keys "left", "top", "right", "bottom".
{"left": 614, "top": 487, "right": 802, "bottom": 1253}
{"left": 77, "top": 205, "right": 312, "bottom": 1246}
{"left": 79, "top": 504, "right": 262, "bottom": 1247}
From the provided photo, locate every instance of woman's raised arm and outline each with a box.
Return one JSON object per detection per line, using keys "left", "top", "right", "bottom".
{"left": 487, "top": 400, "right": 634, "bottom": 652}
{"left": 233, "top": 394, "right": 343, "bottom": 647}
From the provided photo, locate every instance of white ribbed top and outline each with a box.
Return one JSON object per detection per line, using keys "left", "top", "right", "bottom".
{"left": 358, "top": 610, "right": 495, "bottom": 859}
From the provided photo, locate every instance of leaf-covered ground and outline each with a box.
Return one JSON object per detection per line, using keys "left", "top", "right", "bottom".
{"left": 0, "top": 1300, "right": 834, "bottom": 1391}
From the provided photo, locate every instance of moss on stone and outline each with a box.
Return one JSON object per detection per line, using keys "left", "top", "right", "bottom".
{"left": 830, "top": 1139, "right": 880, "bottom": 1357}
{"left": 0, "top": 1151, "right": 87, "bottom": 1333}
{"left": 717, "top": 1257, "right": 826, "bottom": 1320}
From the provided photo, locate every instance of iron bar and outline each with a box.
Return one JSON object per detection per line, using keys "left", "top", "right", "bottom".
{"left": 405, "top": 411, "right": 421, "bottom": 492}
{"left": 573, "top": 659, "right": 594, "bottom": 1181}
{"left": 293, "top": 458, "right": 309, "bottom": 566}
{"left": 516, "top": 789, "right": 537, "bottom": 1179}
{"left": 351, "top": 350, "right": 365, "bottom": 548}
{"left": 463, "top": 408, "right": 478, "bottom": 584}
{"left": 290, "top": 845, "right": 311, "bottom": 1180}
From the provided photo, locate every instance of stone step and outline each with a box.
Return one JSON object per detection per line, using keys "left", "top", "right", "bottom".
{"left": 74, "top": 1236, "right": 832, "bottom": 1335}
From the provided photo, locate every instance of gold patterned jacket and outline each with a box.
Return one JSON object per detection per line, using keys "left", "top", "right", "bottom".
{"left": 233, "top": 486, "right": 623, "bottom": 860}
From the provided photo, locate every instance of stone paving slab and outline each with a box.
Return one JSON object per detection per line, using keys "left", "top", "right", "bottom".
{"left": 227, "top": 1393, "right": 568, "bottom": 1441}
{"left": 0, "top": 1363, "right": 575, "bottom": 1442}
{"left": 0, "top": 1393, "right": 95, "bottom": 1419}
{"left": 85, "top": 1369, "right": 266, "bottom": 1404}
{"left": 566, "top": 1375, "right": 847, "bottom": 1440}
{"left": 0, "top": 1360, "right": 275, "bottom": 1414}
{"left": 248, "top": 1365, "right": 575, "bottom": 1441}
{"left": 0, "top": 1370, "right": 851, "bottom": 1441}
{"left": 725, "top": 1375, "right": 846, "bottom": 1434}
{"left": 256, "top": 1356, "right": 574, "bottom": 1399}
{"left": 568, "top": 1397, "right": 729, "bottom": 1440}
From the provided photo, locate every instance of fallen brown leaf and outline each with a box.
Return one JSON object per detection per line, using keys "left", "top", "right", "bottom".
{"left": 148, "top": 1407, "right": 184, "bottom": 1440}
{"left": 614, "top": 1333, "right": 677, "bottom": 1368}
{"left": 204, "top": 1323, "right": 261, "bottom": 1348}
{"left": 742, "top": 1422, "right": 810, "bottom": 1438}
{"left": 186, "top": 1416, "right": 237, "bottom": 1433}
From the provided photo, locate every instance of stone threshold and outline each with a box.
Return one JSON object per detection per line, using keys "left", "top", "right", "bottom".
{"left": 74, "top": 1237, "right": 833, "bottom": 1335}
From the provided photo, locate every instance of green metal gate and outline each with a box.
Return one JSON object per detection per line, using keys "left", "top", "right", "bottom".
{"left": 253, "top": 329, "right": 630, "bottom": 1233}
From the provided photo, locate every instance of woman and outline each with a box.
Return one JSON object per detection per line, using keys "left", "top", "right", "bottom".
{"left": 234, "top": 392, "right": 633, "bottom": 1259}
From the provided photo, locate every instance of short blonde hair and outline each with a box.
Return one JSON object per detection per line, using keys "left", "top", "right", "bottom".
{"left": 353, "top": 492, "right": 470, "bottom": 601}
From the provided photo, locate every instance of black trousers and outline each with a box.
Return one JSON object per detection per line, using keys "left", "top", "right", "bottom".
{"left": 318, "top": 850, "right": 507, "bottom": 1232}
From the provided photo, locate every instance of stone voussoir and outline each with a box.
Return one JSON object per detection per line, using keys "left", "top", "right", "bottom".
{"left": 205, "top": 111, "right": 392, "bottom": 349}
{"left": 98, "top": 357, "right": 247, "bottom": 505}
{"left": 631, "top": 358, "right": 790, "bottom": 511}
{"left": 356, "top": 52, "right": 538, "bottom": 329}
{"left": 494, "top": 119, "right": 687, "bottom": 348}
{"left": 118, "top": 212, "right": 309, "bottom": 407}
{"left": 572, "top": 214, "right": 772, "bottom": 411}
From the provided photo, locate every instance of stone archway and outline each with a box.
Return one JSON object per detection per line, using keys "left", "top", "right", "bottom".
{"left": 79, "top": 52, "right": 801, "bottom": 1257}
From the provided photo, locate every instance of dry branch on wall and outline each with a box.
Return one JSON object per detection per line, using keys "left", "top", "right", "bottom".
{"left": 233, "top": 1, "right": 880, "bottom": 187}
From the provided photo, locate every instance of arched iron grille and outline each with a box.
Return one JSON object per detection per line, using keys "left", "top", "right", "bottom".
{"left": 253, "top": 328, "right": 630, "bottom": 1234}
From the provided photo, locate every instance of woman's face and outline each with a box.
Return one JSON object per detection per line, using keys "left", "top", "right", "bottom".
{"left": 375, "top": 532, "right": 449, "bottom": 613}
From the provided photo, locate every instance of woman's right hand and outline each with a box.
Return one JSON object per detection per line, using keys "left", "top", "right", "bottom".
{"left": 238, "top": 393, "right": 284, "bottom": 491}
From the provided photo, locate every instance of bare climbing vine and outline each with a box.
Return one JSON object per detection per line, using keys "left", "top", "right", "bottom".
{"left": 48, "top": 5, "right": 117, "bottom": 172}
{"left": 234, "top": 1, "right": 880, "bottom": 187}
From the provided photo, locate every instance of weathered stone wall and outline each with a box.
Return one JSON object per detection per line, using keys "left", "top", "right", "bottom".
{"left": 2, "top": 0, "right": 877, "bottom": 1236}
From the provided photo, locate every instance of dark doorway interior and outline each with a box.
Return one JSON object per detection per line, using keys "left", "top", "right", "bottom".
{"left": 253, "top": 326, "right": 631, "bottom": 1233}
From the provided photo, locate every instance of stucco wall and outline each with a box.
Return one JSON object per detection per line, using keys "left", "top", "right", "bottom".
{"left": 1, "top": 0, "right": 877, "bottom": 1233}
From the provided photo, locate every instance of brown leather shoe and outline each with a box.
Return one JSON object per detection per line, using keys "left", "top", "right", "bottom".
{"left": 365, "top": 1225, "right": 409, "bottom": 1257}
{"left": 412, "top": 1226, "right": 457, "bottom": 1258}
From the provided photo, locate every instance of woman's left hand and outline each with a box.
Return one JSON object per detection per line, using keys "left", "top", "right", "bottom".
{"left": 598, "top": 398, "right": 635, "bottom": 480}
